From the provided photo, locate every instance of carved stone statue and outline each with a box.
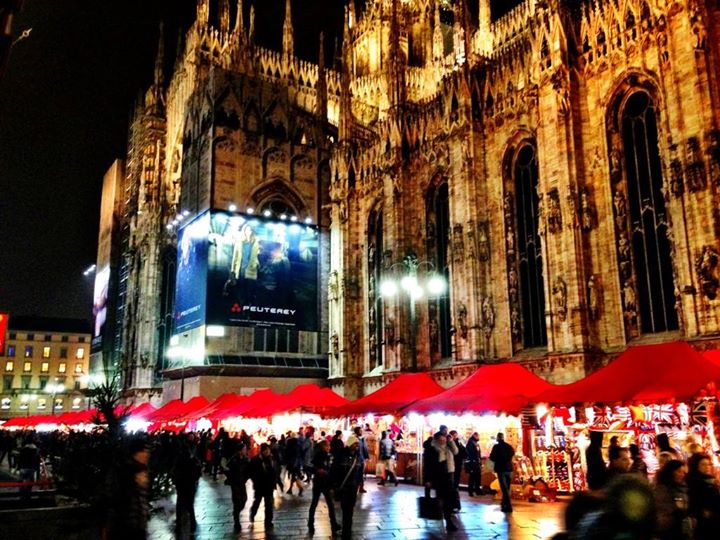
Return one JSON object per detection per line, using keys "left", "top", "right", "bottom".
{"left": 368, "top": 243, "right": 376, "bottom": 269}
{"left": 330, "top": 332, "right": 339, "bottom": 357}
{"left": 708, "top": 130, "right": 720, "bottom": 187}
{"left": 452, "top": 224, "right": 465, "bottom": 263}
{"left": 477, "top": 222, "right": 490, "bottom": 262}
{"left": 609, "top": 147, "right": 622, "bottom": 182}
{"left": 385, "top": 317, "right": 396, "bottom": 348}
{"left": 506, "top": 228, "right": 515, "bottom": 254}
{"left": 669, "top": 143, "right": 685, "bottom": 196}
{"left": 588, "top": 274, "right": 600, "bottom": 320}
{"left": 510, "top": 307, "right": 521, "bottom": 342}
{"left": 428, "top": 317, "right": 439, "bottom": 348}
{"left": 547, "top": 191, "right": 562, "bottom": 234}
{"left": 696, "top": 245, "right": 720, "bottom": 300}
{"left": 537, "top": 193, "right": 547, "bottom": 236}
{"left": 685, "top": 137, "right": 706, "bottom": 192}
{"left": 580, "top": 188, "right": 594, "bottom": 231}
{"left": 481, "top": 295, "right": 495, "bottom": 335}
{"left": 457, "top": 302, "right": 468, "bottom": 340}
{"left": 508, "top": 268, "right": 519, "bottom": 303}
{"left": 553, "top": 277, "right": 568, "bottom": 322}
{"left": 329, "top": 270, "right": 339, "bottom": 301}
{"left": 613, "top": 191, "right": 627, "bottom": 230}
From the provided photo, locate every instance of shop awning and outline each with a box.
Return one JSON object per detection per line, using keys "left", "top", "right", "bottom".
{"left": 537, "top": 341, "right": 720, "bottom": 405}
{"left": 704, "top": 349, "right": 720, "bottom": 367}
{"left": 146, "top": 396, "right": 209, "bottom": 424}
{"left": 217, "top": 389, "right": 278, "bottom": 419}
{"left": 330, "top": 373, "right": 445, "bottom": 416}
{"left": 404, "top": 363, "right": 554, "bottom": 415}
{"left": 174, "top": 393, "right": 241, "bottom": 423}
{"left": 127, "top": 402, "right": 156, "bottom": 420}
{"left": 242, "top": 384, "right": 349, "bottom": 417}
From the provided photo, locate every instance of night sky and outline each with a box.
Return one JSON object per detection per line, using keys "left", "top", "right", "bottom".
{"left": 0, "top": 0, "right": 518, "bottom": 322}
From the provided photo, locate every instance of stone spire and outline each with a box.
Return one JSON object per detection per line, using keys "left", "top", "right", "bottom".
{"left": 282, "top": 0, "right": 294, "bottom": 59}
{"left": 432, "top": 0, "right": 444, "bottom": 65}
{"left": 234, "top": 0, "right": 244, "bottom": 40}
{"left": 153, "top": 22, "right": 165, "bottom": 90}
{"left": 388, "top": 0, "right": 406, "bottom": 108}
{"left": 248, "top": 4, "right": 256, "bottom": 47}
{"left": 476, "top": 0, "right": 492, "bottom": 55}
{"left": 453, "top": 0, "right": 466, "bottom": 64}
{"left": 316, "top": 31, "right": 328, "bottom": 119}
{"left": 219, "top": 0, "right": 230, "bottom": 36}
{"left": 339, "top": 5, "right": 353, "bottom": 141}
{"left": 197, "top": 0, "right": 209, "bottom": 27}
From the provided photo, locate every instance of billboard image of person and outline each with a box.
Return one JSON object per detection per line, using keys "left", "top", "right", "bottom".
{"left": 92, "top": 266, "right": 110, "bottom": 347}
{"left": 207, "top": 211, "right": 318, "bottom": 330}
{"left": 174, "top": 212, "right": 209, "bottom": 333}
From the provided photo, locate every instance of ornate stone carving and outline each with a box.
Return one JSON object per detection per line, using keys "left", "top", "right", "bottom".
{"left": 368, "top": 243, "right": 376, "bottom": 269}
{"left": 537, "top": 192, "right": 546, "bottom": 236}
{"left": 547, "top": 189, "right": 562, "bottom": 234}
{"left": 609, "top": 146, "right": 623, "bottom": 183}
{"left": 385, "top": 316, "right": 396, "bottom": 348}
{"left": 579, "top": 187, "right": 595, "bottom": 231}
{"left": 696, "top": 246, "right": 720, "bottom": 300}
{"left": 622, "top": 279, "right": 638, "bottom": 330}
{"left": 669, "top": 143, "right": 685, "bottom": 196}
{"left": 708, "top": 130, "right": 720, "bottom": 187}
{"left": 382, "top": 250, "right": 393, "bottom": 270}
{"left": 348, "top": 331, "right": 360, "bottom": 359}
{"left": 452, "top": 224, "right": 464, "bottom": 263}
{"left": 481, "top": 295, "right": 495, "bottom": 336}
{"left": 330, "top": 332, "right": 339, "bottom": 358}
{"left": 477, "top": 221, "right": 490, "bottom": 262}
{"left": 329, "top": 270, "right": 339, "bottom": 301}
{"left": 456, "top": 301, "right": 468, "bottom": 340}
{"left": 508, "top": 268, "right": 519, "bottom": 304}
{"left": 510, "top": 307, "right": 521, "bottom": 343}
{"left": 588, "top": 274, "right": 601, "bottom": 320}
{"left": 552, "top": 277, "right": 568, "bottom": 321}
{"left": 613, "top": 191, "right": 627, "bottom": 231}
{"left": 685, "top": 137, "right": 706, "bottom": 192}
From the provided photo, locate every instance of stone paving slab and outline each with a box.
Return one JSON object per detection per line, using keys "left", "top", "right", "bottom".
{"left": 149, "top": 475, "right": 564, "bottom": 540}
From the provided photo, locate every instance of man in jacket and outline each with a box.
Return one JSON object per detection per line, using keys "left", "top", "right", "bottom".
{"left": 449, "top": 430, "right": 466, "bottom": 510}
{"left": 489, "top": 432, "right": 515, "bottom": 513}
{"left": 353, "top": 426, "right": 369, "bottom": 492}
{"left": 307, "top": 439, "right": 341, "bottom": 535}
{"left": 331, "top": 436, "right": 362, "bottom": 540}
{"left": 248, "top": 443, "right": 277, "bottom": 528}
{"left": 465, "top": 432, "right": 482, "bottom": 497}
{"left": 225, "top": 444, "right": 250, "bottom": 531}
{"left": 173, "top": 435, "right": 202, "bottom": 533}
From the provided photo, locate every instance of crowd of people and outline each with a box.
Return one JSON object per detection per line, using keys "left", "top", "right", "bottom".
{"left": 553, "top": 433, "right": 720, "bottom": 540}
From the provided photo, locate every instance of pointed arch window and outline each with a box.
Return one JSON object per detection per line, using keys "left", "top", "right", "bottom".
{"left": 368, "top": 209, "right": 383, "bottom": 370}
{"left": 426, "top": 181, "right": 452, "bottom": 360}
{"left": 508, "top": 143, "right": 547, "bottom": 349}
{"left": 615, "top": 91, "right": 678, "bottom": 334}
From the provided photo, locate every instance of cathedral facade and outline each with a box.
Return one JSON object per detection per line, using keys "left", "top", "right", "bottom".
{"left": 107, "top": 0, "right": 720, "bottom": 401}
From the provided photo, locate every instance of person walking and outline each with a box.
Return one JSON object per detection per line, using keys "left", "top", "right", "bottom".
{"left": 377, "top": 431, "right": 398, "bottom": 486}
{"left": 225, "top": 444, "right": 250, "bottom": 531}
{"left": 17, "top": 435, "right": 40, "bottom": 497}
{"left": 654, "top": 459, "right": 692, "bottom": 540}
{"left": 108, "top": 438, "right": 150, "bottom": 540}
{"left": 332, "top": 436, "right": 362, "bottom": 540}
{"left": 284, "top": 432, "right": 304, "bottom": 495}
{"left": 629, "top": 443, "right": 648, "bottom": 478}
{"left": 465, "top": 432, "right": 481, "bottom": 497}
{"left": 489, "top": 432, "right": 515, "bottom": 513}
{"left": 173, "top": 435, "right": 202, "bottom": 535}
{"left": 303, "top": 427, "right": 316, "bottom": 485}
{"left": 687, "top": 453, "right": 720, "bottom": 540}
{"left": 330, "top": 430, "right": 344, "bottom": 461}
{"left": 425, "top": 432, "right": 459, "bottom": 532}
{"left": 449, "top": 430, "right": 466, "bottom": 510}
{"left": 585, "top": 430, "right": 607, "bottom": 491}
{"left": 353, "top": 426, "right": 369, "bottom": 493}
{"left": 307, "top": 439, "right": 341, "bottom": 535}
{"left": 248, "top": 443, "right": 277, "bottom": 528}
{"left": 606, "top": 446, "right": 632, "bottom": 484}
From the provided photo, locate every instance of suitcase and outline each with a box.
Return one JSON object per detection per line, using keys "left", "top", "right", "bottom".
{"left": 417, "top": 496, "right": 443, "bottom": 520}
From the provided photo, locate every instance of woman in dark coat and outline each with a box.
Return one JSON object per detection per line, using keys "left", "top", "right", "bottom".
{"left": 654, "top": 459, "right": 692, "bottom": 540}
{"left": 687, "top": 453, "right": 720, "bottom": 540}
{"left": 585, "top": 431, "right": 607, "bottom": 490}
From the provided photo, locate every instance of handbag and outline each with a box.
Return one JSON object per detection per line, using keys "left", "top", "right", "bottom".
{"left": 417, "top": 496, "right": 443, "bottom": 520}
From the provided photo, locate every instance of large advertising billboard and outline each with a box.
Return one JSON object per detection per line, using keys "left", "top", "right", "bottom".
{"left": 174, "top": 212, "right": 210, "bottom": 333}
{"left": 206, "top": 212, "right": 319, "bottom": 331}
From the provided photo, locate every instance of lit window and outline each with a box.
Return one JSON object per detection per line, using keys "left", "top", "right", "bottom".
{"left": 76, "top": 348, "right": 85, "bottom": 359}
{"left": 24, "top": 346, "right": 33, "bottom": 358}
{"left": 43, "top": 346, "right": 51, "bottom": 358}
{"left": 37, "top": 398, "right": 47, "bottom": 409}
{"left": 58, "top": 363, "right": 66, "bottom": 373}
{"left": 5, "top": 361, "right": 13, "bottom": 372}
{"left": 1, "top": 398, "right": 10, "bottom": 410}
{"left": 7, "top": 346, "right": 15, "bottom": 357}
{"left": 74, "top": 363, "right": 83, "bottom": 374}
{"left": 54, "top": 397, "right": 63, "bottom": 410}
{"left": 41, "top": 362, "right": 49, "bottom": 373}
{"left": 23, "top": 362, "right": 31, "bottom": 372}
{"left": 72, "top": 397, "right": 81, "bottom": 409}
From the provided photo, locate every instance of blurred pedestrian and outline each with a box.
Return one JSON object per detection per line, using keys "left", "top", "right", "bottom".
{"left": 225, "top": 444, "right": 250, "bottom": 531}
{"left": 332, "top": 436, "right": 362, "bottom": 540}
{"left": 173, "top": 435, "right": 202, "bottom": 535}
{"left": 629, "top": 444, "right": 648, "bottom": 478}
{"left": 687, "top": 453, "right": 720, "bottom": 540}
{"left": 586, "top": 431, "right": 607, "bottom": 490}
{"left": 307, "top": 439, "right": 341, "bottom": 535}
{"left": 654, "top": 459, "right": 693, "bottom": 540}
{"left": 108, "top": 438, "right": 150, "bottom": 540}
{"left": 248, "top": 443, "right": 277, "bottom": 528}
{"left": 378, "top": 431, "right": 398, "bottom": 487}
{"left": 606, "top": 447, "right": 632, "bottom": 483}
{"left": 449, "top": 430, "right": 466, "bottom": 510}
{"left": 353, "top": 426, "right": 369, "bottom": 493}
{"left": 465, "top": 432, "right": 482, "bottom": 497}
{"left": 426, "top": 432, "right": 459, "bottom": 532}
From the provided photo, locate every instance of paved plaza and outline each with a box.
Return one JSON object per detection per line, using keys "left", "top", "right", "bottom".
{"left": 149, "top": 476, "right": 564, "bottom": 540}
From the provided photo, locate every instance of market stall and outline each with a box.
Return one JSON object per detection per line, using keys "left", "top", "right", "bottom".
{"left": 535, "top": 341, "right": 720, "bottom": 490}
{"left": 330, "top": 373, "right": 446, "bottom": 481}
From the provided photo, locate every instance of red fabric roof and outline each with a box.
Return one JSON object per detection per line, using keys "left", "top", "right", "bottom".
{"left": 146, "top": 397, "right": 209, "bottom": 424}
{"left": 537, "top": 341, "right": 720, "bottom": 405}
{"left": 405, "top": 363, "right": 553, "bottom": 415}
{"left": 218, "top": 389, "right": 278, "bottom": 419}
{"left": 704, "top": 349, "right": 720, "bottom": 366}
{"left": 175, "top": 393, "right": 241, "bottom": 423}
{"left": 127, "top": 402, "right": 156, "bottom": 419}
{"left": 331, "top": 373, "right": 445, "bottom": 416}
{"left": 242, "top": 384, "right": 349, "bottom": 417}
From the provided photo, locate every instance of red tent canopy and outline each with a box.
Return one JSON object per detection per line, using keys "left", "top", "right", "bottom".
{"left": 331, "top": 373, "right": 445, "bottom": 416}
{"left": 537, "top": 341, "right": 720, "bottom": 405}
{"left": 146, "top": 397, "right": 210, "bottom": 424}
{"left": 175, "top": 393, "right": 241, "bottom": 423}
{"left": 220, "top": 389, "right": 279, "bottom": 418}
{"left": 404, "top": 363, "right": 553, "bottom": 415}
{"left": 704, "top": 349, "right": 720, "bottom": 367}
{"left": 127, "top": 402, "right": 156, "bottom": 420}
{"left": 242, "top": 384, "right": 349, "bottom": 417}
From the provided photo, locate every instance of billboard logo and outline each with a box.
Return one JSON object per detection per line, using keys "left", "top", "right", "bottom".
{"left": 231, "top": 304, "right": 242, "bottom": 313}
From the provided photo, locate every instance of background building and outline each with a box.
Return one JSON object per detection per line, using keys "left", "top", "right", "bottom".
{"left": 0, "top": 315, "right": 91, "bottom": 419}
{"left": 100, "top": 0, "right": 720, "bottom": 402}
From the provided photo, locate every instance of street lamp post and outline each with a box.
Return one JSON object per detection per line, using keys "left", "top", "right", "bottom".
{"left": 380, "top": 252, "right": 446, "bottom": 372}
